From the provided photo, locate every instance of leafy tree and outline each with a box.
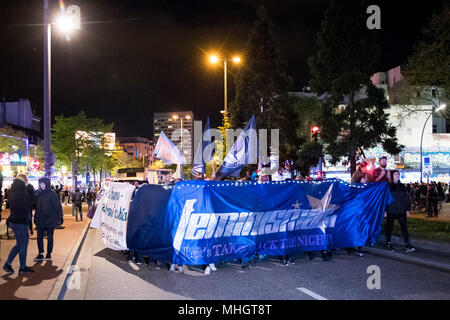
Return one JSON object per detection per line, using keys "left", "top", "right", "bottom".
{"left": 308, "top": 0, "right": 402, "bottom": 175}
{"left": 285, "top": 95, "right": 324, "bottom": 176}
{"left": 231, "top": 5, "right": 292, "bottom": 160}
{"left": 0, "top": 126, "right": 27, "bottom": 154}
{"left": 400, "top": 2, "right": 450, "bottom": 119}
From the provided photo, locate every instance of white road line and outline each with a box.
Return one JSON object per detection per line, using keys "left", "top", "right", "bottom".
{"left": 296, "top": 287, "right": 328, "bottom": 300}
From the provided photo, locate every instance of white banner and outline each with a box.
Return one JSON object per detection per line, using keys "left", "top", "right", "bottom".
{"left": 91, "top": 182, "right": 135, "bottom": 250}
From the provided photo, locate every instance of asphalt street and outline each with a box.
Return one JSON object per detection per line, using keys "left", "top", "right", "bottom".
{"left": 63, "top": 228, "right": 450, "bottom": 300}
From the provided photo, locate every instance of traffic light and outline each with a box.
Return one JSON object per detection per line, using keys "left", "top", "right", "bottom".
{"left": 311, "top": 125, "right": 320, "bottom": 141}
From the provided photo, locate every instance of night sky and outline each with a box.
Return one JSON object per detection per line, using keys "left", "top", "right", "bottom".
{"left": 0, "top": 0, "right": 445, "bottom": 139}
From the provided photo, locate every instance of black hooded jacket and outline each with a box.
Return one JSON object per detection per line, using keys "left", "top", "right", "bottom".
{"left": 7, "top": 178, "right": 33, "bottom": 225}
{"left": 387, "top": 181, "right": 411, "bottom": 214}
{"left": 34, "top": 177, "right": 63, "bottom": 229}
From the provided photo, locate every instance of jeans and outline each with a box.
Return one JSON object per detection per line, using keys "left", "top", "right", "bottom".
{"left": 385, "top": 213, "right": 410, "bottom": 243}
{"left": 73, "top": 204, "right": 83, "bottom": 221}
{"left": 37, "top": 227, "right": 54, "bottom": 254}
{"left": 6, "top": 223, "right": 29, "bottom": 269}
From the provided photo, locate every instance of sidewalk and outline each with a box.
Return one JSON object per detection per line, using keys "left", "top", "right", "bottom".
{"left": 0, "top": 204, "right": 89, "bottom": 300}
{"left": 408, "top": 202, "right": 450, "bottom": 222}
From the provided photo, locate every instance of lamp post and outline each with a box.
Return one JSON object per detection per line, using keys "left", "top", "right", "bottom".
{"left": 419, "top": 102, "right": 446, "bottom": 182}
{"left": 208, "top": 55, "right": 241, "bottom": 114}
{"left": 43, "top": 1, "right": 80, "bottom": 178}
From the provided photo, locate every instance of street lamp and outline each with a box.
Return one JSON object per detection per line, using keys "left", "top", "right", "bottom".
{"left": 419, "top": 103, "right": 446, "bottom": 182}
{"left": 43, "top": 1, "right": 80, "bottom": 178}
{"left": 208, "top": 54, "right": 241, "bottom": 114}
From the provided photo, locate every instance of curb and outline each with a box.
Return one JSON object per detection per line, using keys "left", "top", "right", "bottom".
{"left": 377, "top": 234, "right": 450, "bottom": 256}
{"left": 47, "top": 222, "right": 91, "bottom": 300}
{"left": 364, "top": 246, "right": 450, "bottom": 274}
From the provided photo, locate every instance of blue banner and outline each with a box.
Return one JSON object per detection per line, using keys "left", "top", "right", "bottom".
{"left": 127, "top": 179, "right": 392, "bottom": 265}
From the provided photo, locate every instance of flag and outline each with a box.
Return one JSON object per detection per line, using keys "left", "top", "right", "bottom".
{"left": 191, "top": 117, "right": 213, "bottom": 179}
{"left": 153, "top": 131, "right": 186, "bottom": 165}
{"left": 214, "top": 115, "right": 257, "bottom": 180}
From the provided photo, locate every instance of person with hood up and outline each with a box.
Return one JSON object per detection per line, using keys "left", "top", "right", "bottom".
{"left": 2, "top": 176, "right": 34, "bottom": 275}
{"left": 33, "top": 177, "right": 63, "bottom": 262}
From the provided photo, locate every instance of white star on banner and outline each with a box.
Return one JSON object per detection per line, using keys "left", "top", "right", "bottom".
{"left": 306, "top": 185, "right": 340, "bottom": 233}
{"left": 292, "top": 200, "right": 301, "bottom": 209}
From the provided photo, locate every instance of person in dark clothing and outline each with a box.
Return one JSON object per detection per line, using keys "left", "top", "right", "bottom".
{"left": 33, "top": 177, "right": 63, "bottom": 261}
{"left": 426, "top": 184, "right": 439, "bottom": 218}
{"left": 3, "top": 177, "right": 35, "bottom": 275}
{"left": 385, "top": 170, "right": 415, "bottom": 253}
{"left": 72, "top": 188, "right": 84, "bottom": 221}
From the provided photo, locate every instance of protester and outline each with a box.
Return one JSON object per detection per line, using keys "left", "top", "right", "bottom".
{"left": 349, "top": 159, "right": 373, "bottom": 257}
{"left": 373, "top": 156, "right": 390, "bottom": 183}
{"left": 385, "top": 170, "right": 415, "bottom": 252}
{"left": 72, "top": 188, "right": 84, "bottom": 222}
{"left": 20, "top": 174, "right": 36, "bottom": 236}
{"left": 33, "top": 177, "right": 64, "bottom": 261}
{"left": 351, "top": 159, "right": 373, "bottom": 183}
{"left": 426, "top": 183, "right": 439, "bottom": 218}
{"left": 2, "top": 176, "right": 34, "bottom": 275}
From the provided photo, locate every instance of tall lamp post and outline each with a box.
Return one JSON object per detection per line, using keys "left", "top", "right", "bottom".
{"left": 208, "top": 54, "right": 241, "bottom": 114}
{"left": 419, "top": 102, "right": 446, "bottom": 182}
{"left": 43, "top": 1, "right": 80, "bottom": 178}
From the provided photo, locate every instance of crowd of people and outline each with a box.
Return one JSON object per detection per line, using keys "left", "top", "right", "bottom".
{"left": 0, "top": 174, "right": 102, "bottom": 275}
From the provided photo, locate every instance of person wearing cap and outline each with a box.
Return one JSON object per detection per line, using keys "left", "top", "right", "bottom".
{"left": 373, "top": 156, "right": 391, "bottom": 183}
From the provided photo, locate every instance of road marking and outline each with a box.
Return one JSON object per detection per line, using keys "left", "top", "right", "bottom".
{"left": 296, "top": 287, "right": 328, "bottom": 300}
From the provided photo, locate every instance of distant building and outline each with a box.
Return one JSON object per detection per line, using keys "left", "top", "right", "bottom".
{"left": 0, "top": 98, "right": 42, "bottom": 147}
{"left": 153, "top": 111, "right": 194, "bottom": 163}
{"left": 117, "top": 137, "right": 154, "bottom": 164}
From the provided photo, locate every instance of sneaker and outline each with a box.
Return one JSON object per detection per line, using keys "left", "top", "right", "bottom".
{"left": 204, "top": 266, "right": 211, "bottom": 275}
{"left": 405, "top": 243, "right": 416, "bottom": 253}
{"left": 45, "top": 253, "right": 52, "bottom": 261}
{"left": 209, "top": 263, "right": 217, "bottom": 271}
{"left": 287, "top": 257, "right": 295, "bottom": 265}
{"left": 355, "top": 248, "right": 364, "bottom": 257}
{"left": 178, "top": 265, "right": 184, "bottom": 273}
{"left": 169, "top": 264, "right": 176, "bottom": 272}
{"left": 281, "top": 259, "right": 288, "bottom": 267}
{"left": 386, "top": 242, "right": 394, "bottom": 252}
{"left": 19, "top": 266, "right": 34, "bottom": 274}
{"left": 3, "top": 263, "right": 14, "bottom": 274}
{"left": 34, "top": 254, "right": 45, "bottom": 262}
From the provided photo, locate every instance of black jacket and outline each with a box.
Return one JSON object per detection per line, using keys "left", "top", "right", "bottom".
{"left": 387, "top": 182, "right": 411, "bottom": 214}
{"left": 7, "top": 179, "right": 33, "bottom": 225}
{"left": 34, "top": 177, "right": 63, "bottom": 229}
{"left": 72, "top": 191, "right": 84, "bottom": 205}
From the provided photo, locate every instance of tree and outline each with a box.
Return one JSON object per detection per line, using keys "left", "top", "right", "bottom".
{"left": 308, "top": 0, "right": 402, "bottom": 176}
{"left": 52, "top": 111, "right": 117, "bottom": 182}
{"left": 285, "top": 95, "right": 324, "bottom": 176}
{"left": 231, "top": 5, "right": 292, "bottom": 159}
{"left": 0, "top": 126, "right": 27, "bottom": 154}
{"left": 401, "top": 2, "right": 450, "bottom": 119}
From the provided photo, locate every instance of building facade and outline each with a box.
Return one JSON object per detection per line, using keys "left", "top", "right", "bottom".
{"left": 153, "top": 111, "right": 194, "bottom": 163}
{"left": 117, "top": 137, "right": 154, "bottom": 165}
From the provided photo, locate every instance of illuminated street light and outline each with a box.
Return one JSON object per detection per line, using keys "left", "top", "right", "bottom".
{"left": 55, "top": 14, "right": 75, "bottom": 33}
{"left": 207, "top": 53, "right": 243, "bottom": 114}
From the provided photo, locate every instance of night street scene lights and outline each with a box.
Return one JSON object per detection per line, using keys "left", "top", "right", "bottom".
{"left": 208, "top": 53, "right": 242, "bottom": 114}
{"left": 419, "top": 103, "right": 446, "bottom": 183}
{"left": 43, "top": 1, "right": 81, "bottom": 178}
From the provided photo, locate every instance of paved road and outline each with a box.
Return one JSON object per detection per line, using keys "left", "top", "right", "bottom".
{"left": 63, "top": 228, "right": 450, "bottom": 300}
